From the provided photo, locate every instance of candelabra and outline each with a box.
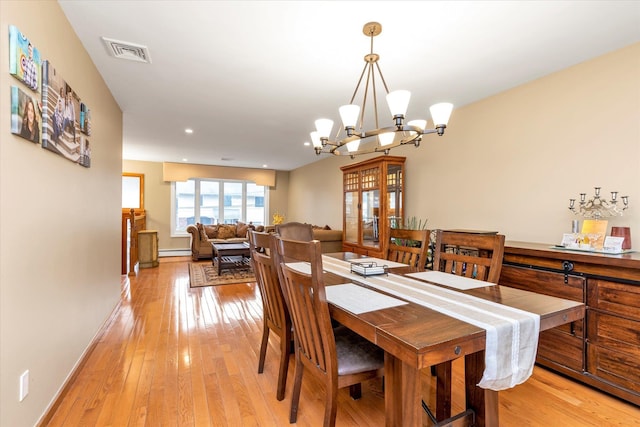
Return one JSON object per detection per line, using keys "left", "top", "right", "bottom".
{"left": 569, "top": 187, "right": 629, "bottom": 219}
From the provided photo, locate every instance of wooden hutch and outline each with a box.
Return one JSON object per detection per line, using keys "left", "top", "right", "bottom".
{"left": 340, "top": 156, "right": 405, "bottom": 258}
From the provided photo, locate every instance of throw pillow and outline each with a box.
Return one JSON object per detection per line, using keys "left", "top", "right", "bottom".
{"left": 217, "top": 224, "right": 236, "bottom": 239}
{"left": 236, "top": 221, "right": 249, "bottom": 237}
{"left": 204, "top": 225, "right": 219, "bottom": 239}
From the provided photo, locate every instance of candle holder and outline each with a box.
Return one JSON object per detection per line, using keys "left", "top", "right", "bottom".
{"left": 568, "top": 187, "right": 629, "bottom": 219}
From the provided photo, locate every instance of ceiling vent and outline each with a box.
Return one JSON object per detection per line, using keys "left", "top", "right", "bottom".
{"left": 101, "top": 37, "right": 151, "bottom": 63}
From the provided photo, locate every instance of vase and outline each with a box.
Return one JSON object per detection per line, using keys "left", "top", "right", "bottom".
{"left": 610, "top": 226, "right": 632, "bottom": 250}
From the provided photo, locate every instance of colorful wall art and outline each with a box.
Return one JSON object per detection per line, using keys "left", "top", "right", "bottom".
{"left": 9, "top": 25, "right": 41, "bottom": 92}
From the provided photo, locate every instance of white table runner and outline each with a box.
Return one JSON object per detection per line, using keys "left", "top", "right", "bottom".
{"left": 406, "top": 270, "right": 496, "bottom": 290}
{"left": 321, "top": 256, "right": 540, "bottom": 391}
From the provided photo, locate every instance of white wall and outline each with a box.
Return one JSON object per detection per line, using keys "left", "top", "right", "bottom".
{"left": 289, "top": 43, "right": 640, "bottom": 247}
{"left": 0, "top": 2, "right": 123, "bottom": 425}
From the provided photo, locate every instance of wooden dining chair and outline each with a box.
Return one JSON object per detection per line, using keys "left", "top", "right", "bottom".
{"left": 248, "top": 230, "right": 292, "bottom": 401}
{"left": 274, "top": 237, "right": 384, "bottom": 427}
{"left": 432, "top": 230, "right": 505, "bottom": 283}
{"left": 386, "top": 228, "right": 430, "bottom": 271}
{"left": 275, "top": 221, "right": 313, "bottom": 242}
{"left": 426, "top": 229, "right": 506, "bottom": 422}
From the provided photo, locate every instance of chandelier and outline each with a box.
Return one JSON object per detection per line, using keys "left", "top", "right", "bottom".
{"left": 569, "top": 187, "right": 629, "bottom": 219}
{"left": 310, "top": 22, "right": 453, "bottom": 157}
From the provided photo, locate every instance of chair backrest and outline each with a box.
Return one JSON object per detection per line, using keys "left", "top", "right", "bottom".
{"left": 249, "top": 230, "right": 290, "bottom": 334}
{"left": 432, "top": 230, "right": 505, "bottom": 283}
{"left": 275, "top": 222, "right": 314, "bottom": 242}
{"left": 274, "top": 237, "right": 337, "bottom": 379}
{"left": 386, "top": 228, "right": 430, "bottom": 271}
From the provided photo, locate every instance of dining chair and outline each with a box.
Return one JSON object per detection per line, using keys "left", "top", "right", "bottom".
{"left": 426, "top": 229, "right": 506, "bottom": 422}
{"left": 248, "top": 230, "right": 292, "bottom": 401}
{"left": 386, "top": 228, "right": 430, "bottom": 271}
{"left": 432, "top": 230, "right": 505, "bottom": 283}
{"left": 275, "top": 221, "right": 313, "bottom": 242}
{"left": 274, "top": 237, "right": 384, "bottom": 427}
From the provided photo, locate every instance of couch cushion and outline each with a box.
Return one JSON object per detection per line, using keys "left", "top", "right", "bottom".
{"left": 203, "top": 224, "right": 219, "bottom": 239}
{"left": 236, "top": 221, "right": 250, "bottom": 238}
{"left": 217, "top": 224, "right": 237, "bottom": 239}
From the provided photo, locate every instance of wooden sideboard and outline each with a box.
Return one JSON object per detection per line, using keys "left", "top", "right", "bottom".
{"left": 499, "top": 241, "right": 640, "bottom": 405}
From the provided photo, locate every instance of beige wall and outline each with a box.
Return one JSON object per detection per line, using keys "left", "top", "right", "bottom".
{"left": 122, "top": 160, "right": 290, "bottom": 250}
{"left": 0, "top": 2, "right": 123, "bottom": 426}
{"left": 289, "top": 43, "right": 640, "bottom": 247}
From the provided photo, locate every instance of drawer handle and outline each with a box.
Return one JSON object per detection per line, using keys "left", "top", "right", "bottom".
{"left": 454, "top": 346, "right": 461, "bottom": 355}
{"left": 562, "top": 261, "right": 574, "bottom": 284}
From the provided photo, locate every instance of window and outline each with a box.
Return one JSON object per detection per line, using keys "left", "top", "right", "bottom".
{"left": 171, "top": 179, "right": 267, "bottom": 235}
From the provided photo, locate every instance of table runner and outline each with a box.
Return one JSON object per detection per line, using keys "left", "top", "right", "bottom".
{"left": 406, "top": 270, "right": 496, "bottom": 290}
{"left": 321, "top": 256, "right": 540, "bottom": 391}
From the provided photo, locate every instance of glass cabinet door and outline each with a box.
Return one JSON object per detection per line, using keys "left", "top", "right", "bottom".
{"left": 386, "top": 164, "right": 403, "bottom": 229}
{"left": 344, "top": 191, "right": 359, "bottom": 244}
{"left": 361, "top": 189, "right": 380, "bottom": 248}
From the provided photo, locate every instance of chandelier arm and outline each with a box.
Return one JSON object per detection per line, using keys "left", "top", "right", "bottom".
{"left": 371, "top": 63, "right": 380, "bottom": 130}
{"left": 350, "top": 61, "right": 371, "bottom": 105}
{"left": 374, "top": 61, "right": 391, "bottom": 94}
{"left": 359, "top": 63, "right": 374, "bottom": 132}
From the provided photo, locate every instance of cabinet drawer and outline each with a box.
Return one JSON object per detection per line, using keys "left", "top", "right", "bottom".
{"left": 587, "top": 343, "right": 640, "bottom": 394}
{"left": 538, "top": 328, "right": 584, "bottom": 371}
{"left": 588, "top": 279, "right": 640, "bottom": 321}
{"left": 587, "top": 311, "right": 640, "bottom": 356}
{"left": 500, "top": 264, "right": 585, "bottom": 301}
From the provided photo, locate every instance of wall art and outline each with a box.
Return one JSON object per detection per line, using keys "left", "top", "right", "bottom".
{"left": 10, "top": 85, "right": 41, "bottom": 143}
{"left": 41, "top": 60, "right": 90, "bottom": 167}
{"left": 8, "top": 25, "right": 41, "bottom": 92}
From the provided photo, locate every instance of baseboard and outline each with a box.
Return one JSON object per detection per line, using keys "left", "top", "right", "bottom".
{"left": 159, "top": 249, "right": 190, "bottom": 257}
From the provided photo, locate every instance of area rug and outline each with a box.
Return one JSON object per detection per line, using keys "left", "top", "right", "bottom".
{"left": 189, "top": 261, "right": 256, "bottom": 288}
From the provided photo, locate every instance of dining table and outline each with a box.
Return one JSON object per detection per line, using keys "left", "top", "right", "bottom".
{"left": 320, "top": 253, "right": 585, "bottom": 427}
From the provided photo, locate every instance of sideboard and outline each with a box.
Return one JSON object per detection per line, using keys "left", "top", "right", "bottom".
{"left": 498, "top": 241, "right": 640, "bottom": 405}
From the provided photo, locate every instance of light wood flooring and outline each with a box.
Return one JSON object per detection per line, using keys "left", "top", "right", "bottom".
{"left": 42, "top": 257, "right": 640, "bottom": 426}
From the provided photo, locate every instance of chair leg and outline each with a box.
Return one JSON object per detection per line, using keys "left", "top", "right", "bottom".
{"left": 348, "top": 383, "right": 362, "bottom": 400}
{"left": 276, "top": 329, "right": 291, "bottom": 401}
{"left": 289, "top": 357, "right": 304, "bottom": 423}
{"left": 258, "top": 324, "right": 269, "bottom": 373}
{"left": 324, "top": 381, "right": 339, "bottom": 427}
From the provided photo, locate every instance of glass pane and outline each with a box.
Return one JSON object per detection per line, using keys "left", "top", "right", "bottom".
{"left": 387, "top": 164, "right": 403, "bottom": 228}
{"left": 223, "top": 182, "right": 242, "bottom": 224}
{"left": 200, "top": 180, "right": 219, "bottom": 225}
{"left": 246, "top": 183, "right": 266, "bottom": 226}
{"left": 175, "top": 180, "right": 195, "bottom": 232}
{"left": 122, "top": 175, "right": 141, "bottom": 209}
{"left": 362, "top": 189, "right": 380, "bottom": 248}
{"left": 344, "top": 191, "right": 359, "bottom": 244}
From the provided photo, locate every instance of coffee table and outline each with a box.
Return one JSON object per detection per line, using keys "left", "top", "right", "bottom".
{"left": 211, "top": 242, "right": 251, "bottom": 275}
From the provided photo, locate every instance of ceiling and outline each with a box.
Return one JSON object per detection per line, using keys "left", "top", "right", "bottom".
{"left": 58, "top": 1, "right": 640, "bottom": 171}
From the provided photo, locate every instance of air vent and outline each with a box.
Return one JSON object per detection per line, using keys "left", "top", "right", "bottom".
{"left": 101, "top": 37, "right": 151, "bottom": 63}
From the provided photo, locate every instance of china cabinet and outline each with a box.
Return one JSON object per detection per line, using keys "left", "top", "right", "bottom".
{"left": 340, "top": 156, "right": 405, "bottom": 258}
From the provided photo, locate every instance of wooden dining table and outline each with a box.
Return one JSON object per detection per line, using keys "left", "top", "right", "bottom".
{"left": 322, "top": 253, "right": 585, "bottom": 427}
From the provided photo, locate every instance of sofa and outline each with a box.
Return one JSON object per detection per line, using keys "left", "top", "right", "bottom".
{"left": 186, "top": 222, "right": 257, "bottom": 261}
{"left": 265, "top": 224, "right": 344, "bottom": 254}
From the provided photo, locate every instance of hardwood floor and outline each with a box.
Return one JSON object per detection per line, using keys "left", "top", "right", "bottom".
{"left": 42, "top": 257, "right": 640, "bottom": 426}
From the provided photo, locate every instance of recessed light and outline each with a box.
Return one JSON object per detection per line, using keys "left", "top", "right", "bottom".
{"left": 262, "top": 164, "right": 268, "bottom": 168}
{"left": 182, "top": 158, "right": 188, "bottom": 162}
{"left": 303, "top": 141, "right": 310, "bottom": 146}
{"left": 185, "top": 128, "right": 193, "bottom": 134}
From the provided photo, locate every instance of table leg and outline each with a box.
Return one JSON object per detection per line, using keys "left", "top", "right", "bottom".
{"left": 465, "top": 351, "right": 499, "bottom": 427}
{"left": 384, "top": 352, "right": 422, "bottom": 427}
